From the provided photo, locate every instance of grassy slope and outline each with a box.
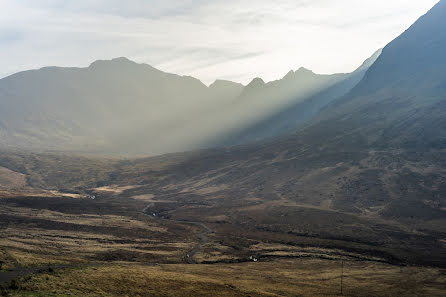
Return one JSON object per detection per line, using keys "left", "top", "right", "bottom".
{"left": 4, "top": 260, "right": 446, "bottom": 297}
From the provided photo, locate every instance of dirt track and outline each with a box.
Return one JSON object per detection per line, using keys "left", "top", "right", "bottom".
{"left": 142, "top": 204, "right": 213, "bottom": 264}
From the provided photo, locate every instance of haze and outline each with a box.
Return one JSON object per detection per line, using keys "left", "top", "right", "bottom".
{"left": 0, "top": 0, "right": 438, "bottom": 84}
{"left": 1, "top": 1, "right": 446, "bottom": 296}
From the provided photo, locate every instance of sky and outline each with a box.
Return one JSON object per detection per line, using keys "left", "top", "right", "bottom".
{"left": 0, "top": 0, "right": 439, "bottom": 85}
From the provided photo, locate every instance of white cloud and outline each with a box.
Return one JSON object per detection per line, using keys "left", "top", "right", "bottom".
{"left": 0, "top": 0, "right": 439, "bottom": 84}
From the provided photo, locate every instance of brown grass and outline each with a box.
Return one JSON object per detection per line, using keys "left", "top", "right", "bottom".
{"left": 93, "top": 185, "right": 140, "bottom": 194}
{"left": 0, "top": 167, "right": 27, "bottom": 190}
{"left": 0, "top": 190, "right": 85, "bottom": 199}
{"left": 0, "top": 204, "right": 194, "bottom": 267}
{"left": 8, "top": 259, "right": 446, "bottom": 297}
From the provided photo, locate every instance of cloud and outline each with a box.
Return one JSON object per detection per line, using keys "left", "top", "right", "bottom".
{"left": 0, "top": 30, "right": 22, "bottom": 44}
{"left": 14, "top": 0, "right": 211, "bottom": 19}
{"left": 0, "top": 0, "right": 439, "bottom": 84}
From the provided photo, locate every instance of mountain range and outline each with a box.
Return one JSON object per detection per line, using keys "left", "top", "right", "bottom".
{"left": 0, "top": 48, "right": 380, "bottom": 155}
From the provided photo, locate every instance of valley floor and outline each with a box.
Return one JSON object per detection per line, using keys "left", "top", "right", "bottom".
{"left": 0, "top": 150, "right": 445, "bottom": 296}
{"left": 0, "top": 191, "right": 445, "bottom": 297}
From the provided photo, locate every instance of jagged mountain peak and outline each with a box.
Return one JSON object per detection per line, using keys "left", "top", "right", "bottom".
{"left": 296, "top": 67, "right": 313, "bottom": 73}
{"left": 89, "top": 57, "right": 136, "bottom": 67}
{"left": 282, "top": 70, "right": 295, "bottom": 79}
{"left": 247, "top": 77, "right": 266, "bottom": 87}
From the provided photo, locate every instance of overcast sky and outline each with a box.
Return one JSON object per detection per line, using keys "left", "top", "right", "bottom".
{"left": 0, "top": 0, "right": 439, "bottom": 85}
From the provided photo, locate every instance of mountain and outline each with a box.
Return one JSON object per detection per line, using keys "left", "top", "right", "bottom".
{"left": 99, "top": 1, "right": 446, "bottom": 266}
{"left": 213, "top": 49, "right": 382, "bottom": 145}
{"left": 301, "top": 0, "right": 446, "bottom": 151}
{"left": 200, "top": 0, "right": 446, "bottom": 222}
{"left": 0, "top": 0, "right": 444, "bottom": 271}
{"left": 0, "top": 54, "right": 378, "bottom": 155}
{"left": 354, "top": 1, "right": 446, "bottom": 95}
{"left": 208, "top": 80, "right": 244, "bottom": 101}
{"left": 0, "top": 58, "right": 213, "bottom": 154}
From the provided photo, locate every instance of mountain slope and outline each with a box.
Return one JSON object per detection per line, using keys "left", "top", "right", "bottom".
{"left": 353, "top": 0, "right": 446, "bottom": 95}
{"left": 298, "top": 0, "right": 446, "bottom": 152}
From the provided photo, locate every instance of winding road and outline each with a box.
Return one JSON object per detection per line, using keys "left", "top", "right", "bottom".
{"left": 142, "top": 204, "right": 213, "bottom": 264}
{"left": 181, "top": 221, "right": 213, "bottom": 264}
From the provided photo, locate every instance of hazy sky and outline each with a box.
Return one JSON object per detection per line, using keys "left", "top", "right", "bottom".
{"left": 0, "top": 0, "right": 439, "bottom": 85}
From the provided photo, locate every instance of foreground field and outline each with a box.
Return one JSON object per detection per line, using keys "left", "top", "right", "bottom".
{"left": 4, "top": 259, "right": 446, "bottom": 297}
{"left": 0, "top": 195, "right": 198, "bottom": 268}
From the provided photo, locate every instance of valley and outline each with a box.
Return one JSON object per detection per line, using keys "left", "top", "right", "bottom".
{"left": 1, "top": 1, "right": 446, "bottom": 296}
{"left": 0, "top": 148, "right": 445, "bottom": 296}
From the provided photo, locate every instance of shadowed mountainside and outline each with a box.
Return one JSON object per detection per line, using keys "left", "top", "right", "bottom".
{"left": 295, "top": 0, "right": 446, "bottom": 152}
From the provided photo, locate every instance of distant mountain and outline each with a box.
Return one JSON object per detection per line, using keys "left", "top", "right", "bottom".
{"left": 208, "top": 80, "right": 244, "bottom": 101}
{"left": 0, "top": 58, "right": 214, "bottom": 154}
{"left": 0, "top": 53, "right": 378, "bottom": 155}
{"left": 213, "top": 49, "right": 382, "bottom": 146}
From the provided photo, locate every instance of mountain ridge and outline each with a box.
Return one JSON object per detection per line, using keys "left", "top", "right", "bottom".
{"left": 0, "top": 53, "right": 379, "bottom": 155}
